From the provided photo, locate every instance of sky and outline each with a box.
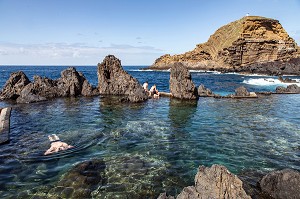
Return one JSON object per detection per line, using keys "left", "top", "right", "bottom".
{"left": 0, "top": 0, "right": 300, "bottom": 66}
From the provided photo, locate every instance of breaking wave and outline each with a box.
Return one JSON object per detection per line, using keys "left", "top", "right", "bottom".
{"left": 243, "top": 78, "right": 300, "bottom": 86}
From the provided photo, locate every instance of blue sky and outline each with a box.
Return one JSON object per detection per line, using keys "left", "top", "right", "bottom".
{"left": 0, "top": 0, "right": 299, "bottom": 65}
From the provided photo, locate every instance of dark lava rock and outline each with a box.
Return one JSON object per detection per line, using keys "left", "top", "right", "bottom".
{"left": 169, "top": 62, "right": 198, "bottom": 100}
{"left": 16, "top": 82, "right": 47, "bottom": 103}
{"left": 198, "top": 84, "right": 216, "bottom": 97}
{"left": 235, "top": 86, "right": 250, "bottom": 96}
{"left": 238, "top": 58, "right": 300, "bottom": 76}
{"left": 48, "top": 159, "right": 106, "bottom": 198}
{"left": 96, "top": 155, "right": 167, "bottom": 199}
{"left": 276, "top": 84, "right": 300, "bottom": 93}
{"left": 97, "top": 55, "right": 148, "bottom": 102}
{"left": 1, "top": 67, "right": 98, "bottom": 103}
{"left": 157, "top": 192, "right": 175, "bottom": 199}
{"left": 259, "top": 169, "right": 300, "bottom": 199}
{"left": 278, "top": 76, "right": 298, "bottom": 83}
{"left": 0, "top": 71, "right": 30, "bottom": 100}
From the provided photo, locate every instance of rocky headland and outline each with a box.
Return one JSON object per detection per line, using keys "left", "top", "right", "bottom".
{"left": 149, "top": 16, "right": 300, "bottom": 75}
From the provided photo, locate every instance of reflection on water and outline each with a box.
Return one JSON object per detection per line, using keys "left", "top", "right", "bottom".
{"left": 0, "top": 94, "right": 300, "bottom": 198}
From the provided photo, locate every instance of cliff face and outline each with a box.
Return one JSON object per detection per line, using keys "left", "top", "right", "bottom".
{"left": 151, "top": 16, "right": 300, "bottom": 75}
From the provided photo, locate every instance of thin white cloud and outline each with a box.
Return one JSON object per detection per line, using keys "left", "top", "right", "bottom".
{"left": 104, "top": 43, "right": 162, "bottom": 52}
{"left": 0, "top": 42, "right": 164, "bottom": 65}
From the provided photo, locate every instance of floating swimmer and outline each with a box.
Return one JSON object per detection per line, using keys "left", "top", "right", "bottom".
{"left": 44, "top": 134, "right": 74, "bottom": 155}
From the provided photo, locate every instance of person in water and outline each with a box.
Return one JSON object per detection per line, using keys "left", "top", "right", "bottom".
{"left": 149, "top": 84, "right": 160, "bottom": 98}
{"left": 44, "top": 134, "right": 74, "bottom": 155}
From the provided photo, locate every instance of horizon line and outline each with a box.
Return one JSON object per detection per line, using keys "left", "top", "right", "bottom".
{"left": 0, "top": 64, "right": 150, "bottom": 67}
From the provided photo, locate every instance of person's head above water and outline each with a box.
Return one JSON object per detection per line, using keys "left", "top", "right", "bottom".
{"left": 48, "top": 134, "right": 60, "bottom": 142}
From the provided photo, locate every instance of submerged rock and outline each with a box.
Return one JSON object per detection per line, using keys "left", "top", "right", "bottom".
{"left": 157, "top": 192, "right": 175, "bottom": 199}
{"left": 259, "top": 169, "right": 300, "bottom": 199}
{"left": 97, "top": 55, "right": 148, "bottom": 102}
{"left": 169, "top": 62, "right": 198, "bottom": 100}
{"left": 1, "top": 67, "right": 98, "bottom": 103}
{"left": 97, "top": 155, "right": 167, "bottom": 198}
{"left": 276, "top": 84, "right": 300, "bottom": 93}
{"left": 48, "top": 159, "right": 106, "bottom": 198}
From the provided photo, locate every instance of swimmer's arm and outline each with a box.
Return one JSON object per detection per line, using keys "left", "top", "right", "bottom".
{"left": 44, "top": 146, "right": 57, "bottom": 155}
{"left": 44, "top": 149, "right": 52, "bottom": 155}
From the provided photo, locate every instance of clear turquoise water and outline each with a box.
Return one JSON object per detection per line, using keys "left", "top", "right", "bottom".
{"left": 0, "top": 66, "right": 300, "bottom": 198}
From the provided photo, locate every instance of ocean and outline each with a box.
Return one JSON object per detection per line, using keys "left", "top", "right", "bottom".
{"left": 0, "top": 65, "right": 300, "bottom": 198}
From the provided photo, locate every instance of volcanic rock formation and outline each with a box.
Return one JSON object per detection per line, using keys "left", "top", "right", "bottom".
{"left": 169, "top": 62, "right": 198, "bottom": 100}
{"left": 158, "top": 164, "right": 251, "bottom": 199}
{"left": 259, "top": 168, "right": 300, "bottom": 199}
{"left": 151, "top": 16, "right": 300, "bottom": 75}
{"left": 97, "top": 55, "right": 148, "bottom": 102}
{"left": 0, "top": 71, "right": 30, "bottom": 100}
{"left": 0, "top": 67, "right": 98, "bottom": 103}
{"left": 197, "top": 84, "right": 216, "bottom": 97}
{"left": 47, "top": 159, "right": 107, "bottom": 198}
{"left": 276, "top": 84, "right": 300, "bottom": 93}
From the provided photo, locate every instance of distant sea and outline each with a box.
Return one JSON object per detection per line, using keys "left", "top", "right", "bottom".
{"left": 0, "top": 65, "right": 300, "bottom": 198}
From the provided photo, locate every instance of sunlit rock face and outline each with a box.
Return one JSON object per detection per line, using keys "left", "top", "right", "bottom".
{"left": 150, "top": 16, "right": 300, "bottom": 75}
{"left": 97, "top": 55, "right": 148, "bottom": 102}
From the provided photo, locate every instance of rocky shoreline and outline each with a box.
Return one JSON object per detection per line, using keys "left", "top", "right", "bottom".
{"left": 18, "top": 158, "right": 300, "bottom": 199}
{"left": 149, "top": 16, "right": 300, "bottom": 76}
{"left": 1, "top": 55, "right": 300, "bottom": 198}
{"left": 1, "top": 55, "right": 300, "bottom": 104}
{"left": 0, "top": 55, "right": 149, "bottom": 104}
{"left": 157, "top": 164, "right": 300, "bottom": 199}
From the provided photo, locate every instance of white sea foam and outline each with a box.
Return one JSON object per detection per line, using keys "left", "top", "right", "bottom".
{"left": 189, "top": 70, "right": 222, "bottom": 74}
{"left": 243, "top": 78, "right": 300, "bottom": 86}
{"left": 135, "top": 69, "right": 170, "bottom": 72}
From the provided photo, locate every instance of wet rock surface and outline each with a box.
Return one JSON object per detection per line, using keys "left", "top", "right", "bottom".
{"left": 197, "top": 84, "right": 217, "bottom": 97}
{"left": 259, "top": 169, "right": 300, "bottom": 199}
{"left": 47, "top": 159, "right": 106, "bottom": 198}
{"left": 278, "top": 76, "right": 298, "bottom": 83}
{"left": 235, "top": 86, "right": 250, "bottom": 96}
{"left": 97, "top": 55, "right": 148, "bottom": 102}
{"left": 0, "top": 67, "right": 98, "bottom": 103}
{"left": 169, "top": 62, "right": 198, "bottom": 100}
{"left": 276, "top": 84, "right": 300, "bottom": 93}
{"left": 29, "top": 155, "right": 169, "bottom": 199}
